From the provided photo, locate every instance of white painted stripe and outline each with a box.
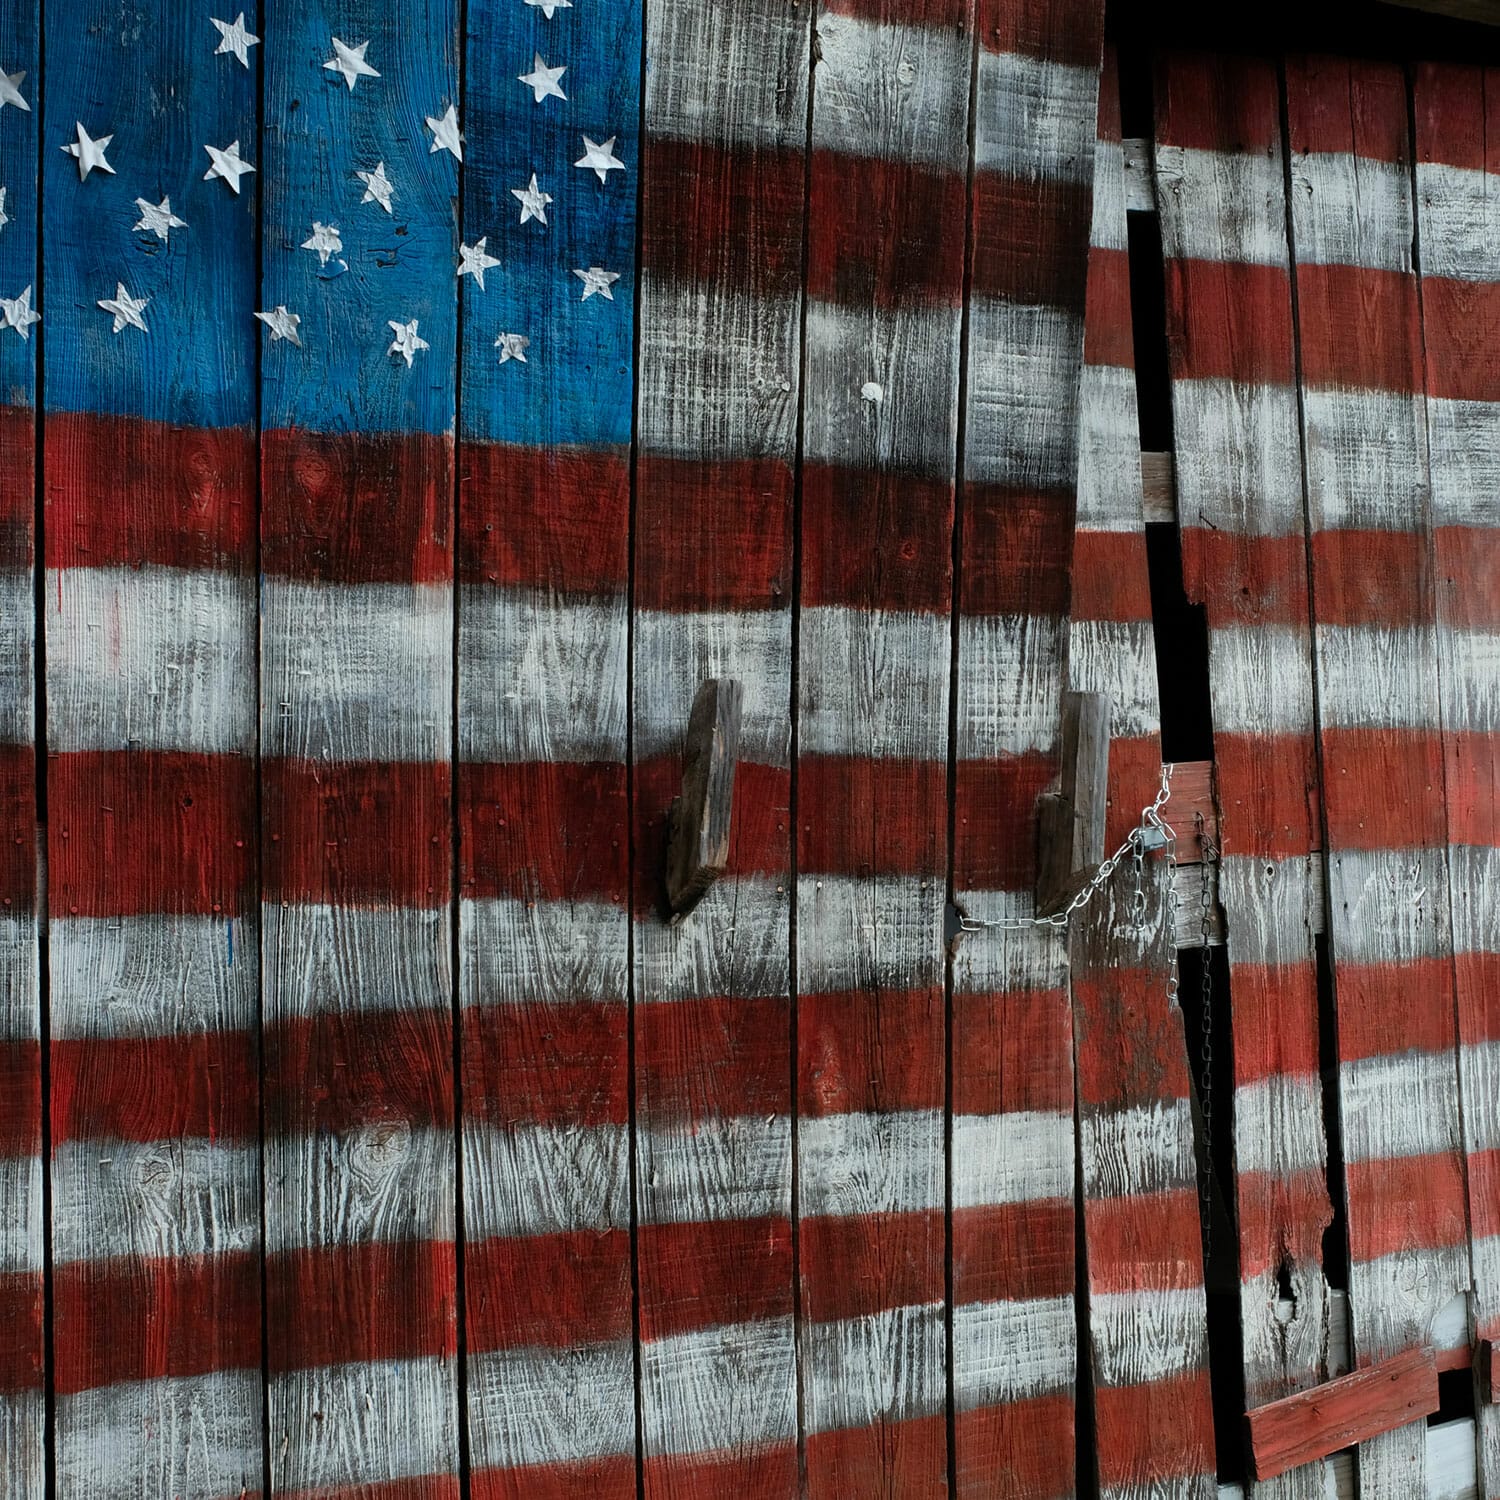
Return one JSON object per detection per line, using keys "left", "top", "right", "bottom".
{"left": 965, "top": 299, "right": 1085, "bottom": 492}
{"left": 639, "top": 1317, "right": 796, "bottom": 1457}
{"left": 1428, "top": 397, "right": 1500, "bottom": 527}
{"left": 799, "top": 873, "right": 945, "bottom": 992}
{"left": 459, "top": 587, "right": 626, "bottom": 764}
{"left": 952, "top": 896, "right": 1067, "bottom": 991}
{"left": 0, "top": 1152, "right": 41, "bottom": 1275}
{"left": 634, "top": 607, "right": 789, "bottom": 766}
{"left": 267, "top": 1126, "right": 455, "bottom": 1252}
{"left": 976, "top": 50, "right": 1097, "bottom": 185}
{"left": 272, "top": 1356, "right": 456, "bottom": 1492}
{"left": 1472, "top": 1235, "right": 1500, "bottom": 1327}
{"left": 1232, "top": 1073, "right": 1326, "bottom": 1179}
{"left": 1462, "top": 1042, "right": 1500, "bottom": 1154}
{"left": 1353, "top": 1243, "right": 1471, "bottom": 1343}
{"left": 464, "top": 1121, "right": 628, "bottom": 1242}
{"left": 51, "top": 1137, "right": 259, "bottom": 1265}
{"left": 261, "top": 578, "right": 452, "bottom": 763}
{"left": 264, "top": 903, "right": 450, "bottom": 1018}
{"left": 1241, "top": 1266, "right": 1332, "bottom": 1401}
{"left": 1153, "top": 144, "right": 1289, "bottom": 267}
{"left": 636, "top": 277, "right": 800, "bottom": 464}
{"left": 1440, "top": 628, "right": 1500, "bottom": 735}
{"left": 801, "top": 1301, "right": 946, "bottom": 1433}
{"left": 1092, "top": 1286, "right": 1209, "bottom": 1387}
{"left": 1090, "top": 137, "right": 1128, "bottom": 253}
{"left": 1302, "top": 385, "right": 1427, "bottom": 532}
{"left": 1171, "top": 377, "right": 1304, "bottom": 538}
{"left": 1290, "top": 149, "right": 1413, "bottom": 272}
{"left": 635, "top": 873, "right": 789, "bottom": 1003}
{"left": 57, "top": 1370, "right": 262, "bottom": 1500}
{"left": 956, "top": 613, "right": 1063, "bottom": 759}
{"left": 803, "top": 299, "right": 961, "bottom": 477}
{"left": 1207, "top": 623, "right": 1316, "bottom": 737}
{"left": 798, "top": 606, "right": 950, "bottom": 759}
{"left": 952, "top": 1109, "right": 1073, "bottom": 1208}
{"left": 799, "top": 1109, "right": 943, "bottom": 1220}
{"left": 1341, "top": 1050, "right": 1462, "bottom": 1164}
{"left": 462, "top": 896, "right": 627, "bottom": 1008}
{"left": 1448, "top": 844, "right": 1500, "bottom": 954}
{"left": 1417, "top": 160, "right": 1498, "bottom": 283}
{"left": 1066, "top": 619, "right": 1160, "bottom": 739}
{"left": 0, "top": 911, "right": 39, "bottom": 1040}
{"left": 638, "top": 1111, "right": 790, "bottom": 1226}
{"left": 1076, "top": 361, "right": 1144, "bottom": 531}
{"left": 1325, "top": 846, "right": 1452, "bottom": 965}
{"left": 468, "top": 1338, "right": 635, "bottom": 1475}
{"left": 0, "top": 571, "right": 33, "bottom": 746}
{"left": 814, "top": 12, "right": 970, "bottom": 173}
{"left": 1315, "top": 623, "right": 1437, "bottom": 732}
{"left": 1081, "top": 1099, "right": 1197, "bottom": 1198}
{"left": 952, "top": 1293, "right": 1074, "bottom": 1409}
{"left": 47, "top": 566, "right": 254, "bottom": 754}
{"left": 50, "top": 913, "right": 255, "bottom": 1039}
{"left": 0, "top": 1389, "right": 43, "bottom": 1500}
{"left": 1217, "top": 853, "right": 1325, "bottom": 963}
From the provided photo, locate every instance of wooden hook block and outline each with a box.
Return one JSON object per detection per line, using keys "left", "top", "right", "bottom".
{"left": 666, "top": 678, "right": 743, "bottom": 921}
{"left": 1035, "top": 690, "right": 1111, "bottom": 918}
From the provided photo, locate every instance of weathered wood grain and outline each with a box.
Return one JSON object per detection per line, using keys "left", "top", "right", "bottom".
{"left": 259, "top": 0, "right": 460, "bottom": 1490}
{"left": 667, "top": 678, "right": 742, "bottom": 918}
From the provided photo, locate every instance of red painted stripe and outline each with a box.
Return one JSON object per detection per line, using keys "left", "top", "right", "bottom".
{"left": 0, "top": 740, "right": 35, "bottom": 913}
{"left": 1435, "top": 527, "right": 1500, "bottom": 631}
{"left": 799, "top": 988, "right": 945, "bottom": 1116}
{"left": 1082, "top": 245, "right": 1134, "bottom": 372}
{"left": 0, "top": 1271, "right": 45, "bottom": 1393}
{"left": 1182, "top": 530, "right": 1310, "bottom": 627}
{"left": 1212, "top": 732, "right": 1320, "bottom": 859}
{"left": 1294, "top": 264, "right": 1422, "bottom": 394}
{"left": 638, "top": 995, "right": 791, "bottom": 1120}
{"left": 1319, "top": 727, "right": 1447, "bottom": 850}
{"left": 261, "top": 428, "right": 454, "bottom": 585}
{"left": 801, "top": 466, "right": 952, "bottom": 612}
{"left": 800, "top": 1208, "right": 944, "bottom": 1322}
{"left": 1284, "top": 56, "right": 1408, "bottom": 163}
{"left": 1468, "top": 1149, "right": 1500, "bottom": 1240}
{"left": 1074, "top": 976, "right": 1194, "bottom": 1110}
{"left": 45, "top": 412, "right": 254, "bottom": 571}
{"left": 970, "top": 172, "right": 1092, "bottom": 307}
{"left": 798, "top": 757, "right": 949, "bottom": 877}
{"left": 1454, "top": 956, "right": 1500, "bottom": 1040}
{"left": 959, "top": 487, "right": 1071, "bottom": 617}
{"left": 1422, "top": 278, "right": 1500, "bottom": 403}
{"left": 1083, "top": 1188, "right": 1205, "bottom": 1292}
{"left": 1414, "top": 62, "right": 1491, "bottom": 171}
{"left": 1162, "top": 259, "right": 1294, "bottom": 384}
{"left": 263, "top": 758, "right": 451, "bottom": 908}
{"left": 954, "top": 751, "right": 1056, "bottom": 894}
{"left": 954, "top": 1392, "right": 1074, "bottom": 1500}
{"left": 823, "top": 0, "right": 971, "bottom": 30}
{"left": 471, "top": 1455, "right": 636, "bottom": 1500}
{"left": 1333, "top": 957, "right": 1458, "bottom": 1060}
{"left": 53, "top": 1251, "right": 260, "bottom": 1394}
{"left": 0, "top": 1038, "right": 40, "bottom": 1154}
{"left": 951, "top": 987, "right": 1073, "bottom": 1117}
{"left": 1345, "top": 1153, "right": 1468, "bottom": 1262}
{"left": 1445, "top": 732, "right": 1500, "bottom": 847}
{"left": 1071, "top": 529, "right": 1151, "bottom": 623}
{"left": 982, "top": 0, "right": 1103, "bottom": 72}
{"left": 466, "top": 1229, "right": 631, "bottom": 1352}
{"left": 1236, "top": 1168, "right": 1335, "bottom": 1279}
{"left": 641, "top": 1441, "right": 797, "bottom": 1500}
{"left": 1104, "top": 734, "right": 1164, "bottom": 854}
{"left": 1093, "top": 1370, "right": 1215, "bottom": 1489}
{"left": 952, "top": 1198, "right": 1074, "bottom": 1305}
{"left": 267, "top": 1239, "right": 457, "bottom": 1372}
{"left": 1227, "top": 963, "right": 1322, "bottom": 1082}
{"left": 1309, "top": 527, "right": 1427, "bottom": 627}
{"left": 462, "top": 760, "right": 627, "bottom": 904}
{"left": 806, "top": 1412, "right": 947, "bottom": 1500}
{"left": 49, "top": 749, "right": 254, "bottom": 918}
{"left": 1154, "top": 54, "right": 1282, "bottom": 153}
{"left": 0, "top": 405, "right": 35, "bottom": 563}
{"left": 635, "top": 1217, "right": 793, "bottom": 1342}
{"left": 51, "top": 1029, "right": 257, "bottom": 1144}
{"left": 460, "top": 444, "right": 628, "bottom": 592}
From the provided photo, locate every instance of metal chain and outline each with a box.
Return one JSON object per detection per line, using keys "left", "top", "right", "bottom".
{"left": 1195, "top": 809, "right": 1217, "bottom": 1268}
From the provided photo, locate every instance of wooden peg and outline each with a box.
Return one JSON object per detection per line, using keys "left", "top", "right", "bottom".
{"left": 1035, "top": 691, "right": 1111, "bottom": 918}
{"left": 666, "top": 678, "right": 743, "bottom": 920}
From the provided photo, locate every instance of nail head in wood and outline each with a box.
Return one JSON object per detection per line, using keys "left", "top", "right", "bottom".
{"left": 1035, "top": 691, "right": 1110, "bottom": 919}
{"left": 666, "top": 677, "right": 743, "bottom": 921}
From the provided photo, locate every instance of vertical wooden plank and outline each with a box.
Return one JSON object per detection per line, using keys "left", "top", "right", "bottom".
{"left": 0, "top": 2, "right": 40, "bottom": 1489}
{"left": 258, "top": 1, "right": 460, "bottom": 1491}
{"left": 949, "top": 2, "right": 1103, "bottom": 1495}
{"left": 456, "top": 0, "right": 639, "bottom": 1489}
{"left": 41, "top": 3, "right": 263, "bottom": 1492}
{"left": 1285, "top": 56, "right": 1468, "bottom": 1500}
{"left": 632, "top": 0, "right": 809, "bottom": 1491}
{"left": 795, "top": 0, "right": 969, "bottom": 1492}
{"left": 1413, "top": 61, "right": 1500, "bottom": 1500}
{"left": 1153, "top": 55, "right": 1334, "bottom": 1498}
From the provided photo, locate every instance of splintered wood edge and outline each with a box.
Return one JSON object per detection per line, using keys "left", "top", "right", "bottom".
{"left": 665, "top": 677, "right": 743, "bottom": 918}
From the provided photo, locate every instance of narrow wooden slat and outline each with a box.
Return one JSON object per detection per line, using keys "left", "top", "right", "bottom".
{"left": 457, "top": 0, "right": 639, "bottom": 1488}
{"left": 1154, "top": 55, "right": 1334, "bottom": 1499}
{"left": 0, "top": 1, "right": 40, "bottom": 1488}
{"left": 1285, "top": 56, "right": 1468, "bottom": 1500}
{"left": 259, "top": 2, "right": 460, "bottom": 1491}
{"left": 633, "top": 0, "right": 809, "bottom": 1493}
{"left": 41, "top": 3, "right": 263, "bottom": 1492}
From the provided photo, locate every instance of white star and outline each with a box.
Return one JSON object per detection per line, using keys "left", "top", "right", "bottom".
{"left": 388, "top": 318, "right": 429, "bottom": 366}
{"left": 324, "top": 36, "right": 379, "bottom": 90}
{"left": 134, "top": 196, "right": 187, "bottom": 241}
{"left": 62, "top": 123, "right": 114, "bottom": 180}
{"left": 0, "top": 285, "right": 38, "bottom": 339}
{"left": 573, "top": 266, "right": 620, "bottom": 301}
{"left": 301, "top": 221, "right": 343, "bottom": 266}
{"left": 426, "top": 105, "right": 462, "bottom": 161}
{"left": 457, "top": 238, "right": 500, "bottom": 291}
{"left": 575, "top": 134, "right": 625, "bottom": 184}
{"left": 0, "top": 188, "right": 9, "bottom": 233}
{"left": 0, "top": 71, "right": 28, "bottom": 112}
{"left": 357, "top": 161, "right": 395, "bottom": 213}
{"left": 98, "top": 282, "right": 149, "bottom": 334}
{"left": 518, "top": 53, "right": 566, "bottom": 104}
{"left": 204, "top": 140, "right": 255, "bottom": 194}
{"left": 495, "top": 331, "right": 529, "bottom": 364}
{"left": 511, "top": 173, "right": 551, "bottom": 226}
{"left": 210, "top": 14, "right": 259, "bottom": 67}
{"left": 255, "top": 305, "right": 302, "bottom": 345}
{"left": 525, "top": 0, "right": 572, "bottom": 15}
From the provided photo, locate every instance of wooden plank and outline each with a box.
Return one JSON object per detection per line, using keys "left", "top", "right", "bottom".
{"left": 1036, "top": 693, "right": 1111, "bottom": 918}
{"left": 1140, "top": 450, "right": 1175, "bottom": 523}
{"left": 456, "top": 0, "right": 639, "bottom": 1483}
{"left": 794, "top": 0, "right": 969, "bottom": 1491}
{"left": 0, "top": 0, "right": 40, "bottom": 1488}
{"left": 1413, "top": 59, "right": 1500, "bottom": 1500}
{"left": 667, "top": 678, "right": 742, "bottom": 918}
{"left": 1153, "top": 55, "right": 1335, "bottom": 1499}
{"left": 40, "top": 2, "right": 263, "bottom": 1492}
{"left": 1284, "top": 55, "right": 1469, "bottom": 1500}
{"left": 632, "top": 0, "right": 809, "bottom": 1492}
{"left": 259, "top": 1, "right": 460, "bottom": 1491}
{"left": 1247, "top": 1347, "right": 1439, "bottom": 1482}
{"left": 949, "top": 2, "right": 1104, "bottom": 1494}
